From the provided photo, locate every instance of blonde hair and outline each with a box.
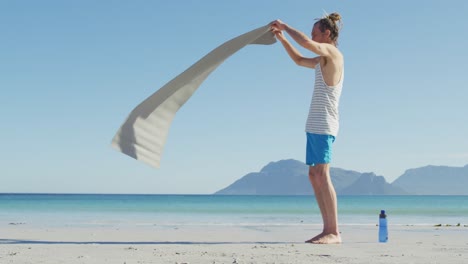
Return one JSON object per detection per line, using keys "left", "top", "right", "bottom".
{"left": 315, "top": 12, "right": 343, "bottom": 44}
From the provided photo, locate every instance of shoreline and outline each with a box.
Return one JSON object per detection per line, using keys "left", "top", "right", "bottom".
{"left": 2, "top": 224, "right": 468, "bottom": 263}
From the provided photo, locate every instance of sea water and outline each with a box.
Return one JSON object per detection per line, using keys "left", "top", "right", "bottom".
{"left": 1, "top": 194, "right": 467, "bottom": 228}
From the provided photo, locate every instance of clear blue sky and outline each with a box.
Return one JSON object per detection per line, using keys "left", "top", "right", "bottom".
{"left": 2, "top": 0, "right": 468, "bottom": 194}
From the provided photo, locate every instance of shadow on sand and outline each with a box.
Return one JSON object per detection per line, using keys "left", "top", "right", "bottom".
{"left": 0, "top": 239, "right": 296, "bottom": 245}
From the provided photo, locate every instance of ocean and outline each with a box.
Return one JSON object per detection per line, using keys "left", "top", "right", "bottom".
{"left": 1, "top": 194, "right": 467, "bottom": 227}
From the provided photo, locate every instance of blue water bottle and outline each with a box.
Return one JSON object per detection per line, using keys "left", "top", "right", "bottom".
{"left": 379, "top": 210, "right": 388, "bottom": 242}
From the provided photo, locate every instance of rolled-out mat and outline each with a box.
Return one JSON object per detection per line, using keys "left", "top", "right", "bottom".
{"left": 111, "top": 24, "right": 276, "bottom": 168}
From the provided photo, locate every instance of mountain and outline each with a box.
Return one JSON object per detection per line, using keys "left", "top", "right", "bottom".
{"left": 215, "top": 160, "right": 468, "bottom": 195}
{"left": 340, "top": 173, "right": 407, "bottom": 195}
{"left": 215, "top": 159, "right": 402, "bottom": 195}
{"left": 392, "top": 164, "right": 468, "bottom": 195}
{"left": 215, "top": 159, "right": 310, "bottom": 195}
{"left": 329, "top": 168, "right": 363, "bottom": 193}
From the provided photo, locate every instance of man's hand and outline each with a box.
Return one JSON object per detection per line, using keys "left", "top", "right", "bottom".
{"left": 270, "top": 19, "right": 287, "bottom": 31}
{"left": 270, "top": 20, "right": 287, "bottom": 41}
{"left": 271, "top": 27, "right": 286, "bottom": 42}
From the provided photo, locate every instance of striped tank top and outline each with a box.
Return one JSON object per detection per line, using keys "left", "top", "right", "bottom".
{"left": 305, "top": 63, "right": 344, "bottom": 136}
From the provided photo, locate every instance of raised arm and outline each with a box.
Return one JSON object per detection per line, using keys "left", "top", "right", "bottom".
{"left": 271, "top": 23, "right": 320, "bottom": 68}
{"left": 272, "top": 29, "right": 320, "bottom": 68}
{"left": 271, "top": 20, "right": 340, "bottom": 60}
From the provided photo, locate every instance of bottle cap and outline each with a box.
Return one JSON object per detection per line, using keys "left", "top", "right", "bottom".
{"left": 381, "top": 210, "right": 385, "bottom": 214}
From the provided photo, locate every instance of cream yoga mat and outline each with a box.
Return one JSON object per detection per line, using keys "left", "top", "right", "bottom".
{"left": 111, "top": 24, "right": 276, "bottom": 168}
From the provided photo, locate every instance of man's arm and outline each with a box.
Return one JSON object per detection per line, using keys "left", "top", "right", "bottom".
{"left": 272, "top": 27, "right": 320, "bottom": 68}
{"left": 272, "top": 20, "right": 339, "bottom": 60}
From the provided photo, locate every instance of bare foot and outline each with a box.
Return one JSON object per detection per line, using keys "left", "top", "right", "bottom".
{"left": 305, "top": 232, "right": 324, "bottom": 243}
{"left": 311, "top": 233, "right": 342, "bottom": 244}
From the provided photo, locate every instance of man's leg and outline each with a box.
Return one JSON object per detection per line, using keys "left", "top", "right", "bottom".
{"left": 306, "top": 163, "right": 341, "bottom": 244}
{"left": 305, "top": 165, "right": 326, "bottom": 242}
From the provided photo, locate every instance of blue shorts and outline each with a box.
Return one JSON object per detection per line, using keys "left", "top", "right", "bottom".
{"left": 306, "top": 133, "right": 335, "bottom": 166}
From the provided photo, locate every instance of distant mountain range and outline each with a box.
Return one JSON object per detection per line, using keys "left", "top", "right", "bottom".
{"left": 392, "top": 165, "right": 468, "bottom": 195}
{"left": 214, "top": 159, "right": 468, "bottom": 195}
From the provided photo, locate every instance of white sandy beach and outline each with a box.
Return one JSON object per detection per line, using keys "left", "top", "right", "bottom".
{"left": 1, "top": 224, "right": 467, "bottom": 264}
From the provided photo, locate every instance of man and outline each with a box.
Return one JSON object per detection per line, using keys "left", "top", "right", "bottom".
{"left": 270, "top": 13, "right": 344, "bottom": 244}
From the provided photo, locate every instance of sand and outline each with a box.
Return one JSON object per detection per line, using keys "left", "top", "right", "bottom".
{"left": 1, "top": 224, "right": 468, "bottom": 263}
